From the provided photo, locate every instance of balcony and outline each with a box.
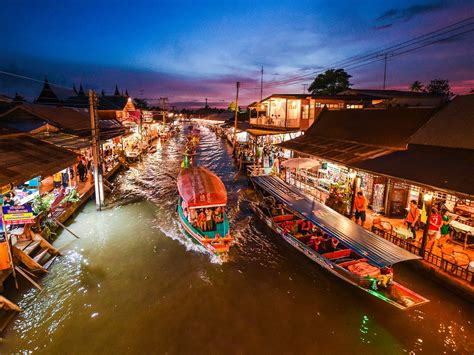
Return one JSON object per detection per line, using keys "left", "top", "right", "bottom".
{"left": 249, "top": 116, "right": 300, "bottom": 130}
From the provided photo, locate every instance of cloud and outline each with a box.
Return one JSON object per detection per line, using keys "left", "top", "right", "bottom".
{"left": 375, "top": 2, "right": 445, "bottom": 26}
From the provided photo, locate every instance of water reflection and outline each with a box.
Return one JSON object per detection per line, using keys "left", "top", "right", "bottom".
{"left": 2, "top": 125, "right": 473, "bottom": 354}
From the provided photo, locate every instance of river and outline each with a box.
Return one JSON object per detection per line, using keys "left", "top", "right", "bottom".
{"left": 2, "top": 125, "right": 473, "bottom": 354}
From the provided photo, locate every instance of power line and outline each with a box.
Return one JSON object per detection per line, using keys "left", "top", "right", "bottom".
{"left": 240, "top": 16, "right": 474, "bottom": 91}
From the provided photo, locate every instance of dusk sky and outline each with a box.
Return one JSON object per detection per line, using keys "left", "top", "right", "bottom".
{"left": 0, "top": 0, "right": 473, "bottom": 108}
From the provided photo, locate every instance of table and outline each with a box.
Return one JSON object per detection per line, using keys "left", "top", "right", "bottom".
{"left": 393, "top": 226, "right": 414, "bottom": 240}
{"left": 450, "top": 220, "right": 474, "bottom": 249}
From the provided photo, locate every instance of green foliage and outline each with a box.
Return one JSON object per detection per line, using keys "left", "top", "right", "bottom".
{"left": 32, "top": 194, "right": 55, "bottom": 215}
{"left": 308, "top": 69, "right": 352, "bottom": 95}
{"left": 61, "top": 189, "right": 80, "bottom": 205}
{"left": 409, "top": 80, "right": 424, "bottom": 92}
{"left": 425, "top": 79, "right": 453, "bottom": 99}
{"left": 133, "top": 98, "right": 149, "bottom": 109}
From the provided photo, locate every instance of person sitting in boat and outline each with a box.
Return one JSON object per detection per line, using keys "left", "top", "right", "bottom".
{"left": 205, "top": 208, "right": 215, "bottom": 231}
{"left": 189, "top": 208, "right": 198, "bottom": 226}
{"left": 198, "top": 209, "right": 207, "bottom": 231}
{"left": 300, "top": 220, "right": 312, "bottom": 233}
{"left": 325, "top": 238, "right": 340, "bottom": 253}
{"left": 183, "top": 207, "right": 189, "bottom": 219}
{"left": 376, "top": 267, "right": 394, "bottom": 288}
{"left": 214, "top": 207, "right": 223, "bottom": 224}
{"left": 291, "top": 220, "right": 301, "bottom": 237}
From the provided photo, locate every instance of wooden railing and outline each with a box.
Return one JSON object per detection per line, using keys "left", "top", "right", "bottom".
{"left": 372, "top": 226, "right": 473, "bottom": 284}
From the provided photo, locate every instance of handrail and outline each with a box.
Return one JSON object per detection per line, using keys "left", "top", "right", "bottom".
{"left": 371, "top": 225, "right": 473, "bottom": 284}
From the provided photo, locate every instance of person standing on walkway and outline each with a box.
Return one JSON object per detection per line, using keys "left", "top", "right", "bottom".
{"left": 438, "top": 209, "right": 452, "bottom": 247}
{"left": 77, "top": 160, "right": 86, "bottom": 182}
{"left": 428, "top": 208, "right": 442, "bottom": 241}
{"left": 354, "top": 191, "right": 367, "bottom": 227}
{"left": 405, "top": 200, "right": 420, "bottom": 240}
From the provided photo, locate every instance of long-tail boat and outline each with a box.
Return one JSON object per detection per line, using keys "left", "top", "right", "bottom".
{"left": 177, "top": 167, "right": 233, "bottom": 257}
{"left": 251, "top": 175, "right": 429, "bottom": 310}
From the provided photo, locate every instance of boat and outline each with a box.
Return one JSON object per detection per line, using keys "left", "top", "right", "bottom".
{"left": 177, "top": 167, "right": 233, "bottom": 257}
{"left": 251, "top": 175, "right": 429, "bottom": 310}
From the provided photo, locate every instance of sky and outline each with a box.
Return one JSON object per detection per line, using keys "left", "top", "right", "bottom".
{"left": 0, "top": 0, "right": 473, "bottom": 108}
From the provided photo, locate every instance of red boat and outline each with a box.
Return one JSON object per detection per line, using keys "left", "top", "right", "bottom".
{"left": 177, "top": 167, "right": 233, "bottom": 257}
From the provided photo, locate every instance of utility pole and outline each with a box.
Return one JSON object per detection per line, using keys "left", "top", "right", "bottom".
{"left": 302, "top": 84, "right": 307, "bottom": 94}
{"left": 89, "top": 90, "right": 103, "bottom": 211}
{"left": 260, "top": 66, "right": 264, "bottom": 101}
{"left": 383, "top": 53, "right": 388, "bottom": 90}
{"left": 232, "top": 81, "right": 240, "bottom": 151}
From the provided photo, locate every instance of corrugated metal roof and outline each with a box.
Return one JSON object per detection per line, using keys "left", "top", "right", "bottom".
{"left": 409, "top": 94, "right": 474, "bottom": 150}
{"left": 252, "top": 175, "right": 420, "bottom": 267}
{"left": 0, "top": 134, "right": 78, "bottom": 187}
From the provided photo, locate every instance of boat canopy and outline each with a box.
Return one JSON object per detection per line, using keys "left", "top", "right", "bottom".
{"left": 178, "top": 167, "right": 227, "bottom": 208}
{"left": 252, "top": 175, "right": 420, "bottom": 268}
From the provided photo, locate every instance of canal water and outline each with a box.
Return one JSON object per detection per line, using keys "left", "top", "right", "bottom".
{"left": 2, "top": 126, "right": 473, "bottom": 354}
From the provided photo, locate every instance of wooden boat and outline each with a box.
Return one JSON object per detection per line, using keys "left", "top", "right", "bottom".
{"left": 251, "top": 175, "right": 429, "bottom": 310}
{"left": 177, "top": 167, "right": 233, "bottom": 257}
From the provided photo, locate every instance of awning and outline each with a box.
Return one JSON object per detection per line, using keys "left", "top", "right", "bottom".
{"left": 0, "top": 134, "right": 79, "bottom": 188}
{"left": 353, "top": 144, "right": 474, "bottom": 197}
{"left": 252, "top": 175, "right": 420, "bottom": 267}
{"left": 177, "top": 167, "right": 227, "bottom": 208}
{"left": 279, "top": 135, "right": 397, "bottom": 165}
{"left": 247, "top": 128, "right": 299, "bottom": 136}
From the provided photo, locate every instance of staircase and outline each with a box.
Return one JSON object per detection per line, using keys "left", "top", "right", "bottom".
{"left": 12, "top": 235, "right": 60, "bottom": 274}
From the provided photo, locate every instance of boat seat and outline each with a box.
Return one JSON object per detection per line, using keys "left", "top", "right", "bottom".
{"left": 338, "top": 258, "right": 368, "bottom": 268}
{"left": 272, "top": 215, "right": 294, "bottom": 223}
{"left": 321, "top": 249, "right": 352, "bottom": 260}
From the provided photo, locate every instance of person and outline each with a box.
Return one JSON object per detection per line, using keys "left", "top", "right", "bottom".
{"left": 405, "top": 200, "right": 420, "bottom": 240}
{"left": 428, "top": 208, "right": 442, "bottom": 241}
{"left": 206, "top": 208, "right": 214, "bottom": 231}
{"left": 198, "top": 209, "right": 207, "bottom": 231}
{"left": 291, "top": 220, "right": 301, "bottom": 236}
{"left": 325, "top": 238, "right": 340, "bottom": 253}
{"left": 214, "top": 207, "right": 223, "bottom": 224}
{"left": 77, "top": 160, "right": 86, "bottom": 182}
{"left": 354, "top": 191, "right": 367, "bottom": 227}
{"left": 189, "top": 208, "right": 197, "bottom": 226}
{"left": 53, "top": 172, "right": 62, "bottom": 188}
{"left": 438, "top": 210, "right": 451, "bottom": 247}
{"left": 2, "top": 193, "right": 15, "bottom": 207}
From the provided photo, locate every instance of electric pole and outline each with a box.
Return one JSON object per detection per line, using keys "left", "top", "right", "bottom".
{"left": 89, "top": 90, "right": 104, "bottom": 211}
{"left": 232, "top": 81, "right": 240, "bottom": 151}
{"left": 302, "top": 84, "right": 307, "bottom": 94}
{"left": 383, "top": 53, "right": 387, "bottom": 90}
{"left": 260, "top": 66, "right": 264, "bottom": 101}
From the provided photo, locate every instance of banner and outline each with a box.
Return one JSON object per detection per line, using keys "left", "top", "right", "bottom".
{"left": 2, "top": 205, "right": 35, "bottom": 225}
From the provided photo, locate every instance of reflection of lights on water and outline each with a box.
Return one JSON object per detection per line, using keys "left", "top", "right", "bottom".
{"left": 359, "top": 315, "right": 370, "bottom": 343}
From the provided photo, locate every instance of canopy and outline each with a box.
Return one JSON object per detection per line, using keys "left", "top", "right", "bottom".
{"left": 252, "top": 175, "right": 420, "bottom": 267}
{"left": 281, "top": 158, "right": 319, "bottom": 169}
{"left": 177, "top": 167, "right": 227, "bottom": 208}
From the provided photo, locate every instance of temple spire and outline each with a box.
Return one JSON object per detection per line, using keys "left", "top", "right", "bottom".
{"left": 73, "top": 83, "right": 78, "bottom": 95}
{"left": 125, "top": 89, "right": 129, "bottom": 97}
{"left": 114, "top": 84, "right": 120, "bottom": 96}
{"left": 78, "top": 83, "right": 85, "bottom": 97}
{"left": 34, "top": 75, "right": 61, "bottom": 105}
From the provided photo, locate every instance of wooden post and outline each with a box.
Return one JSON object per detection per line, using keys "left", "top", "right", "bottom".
{"left": 89, "top": 90, "right": 103, "bottom": 211}
{"left": 420, "top": 194, "right": 433, "bottom": 257}
{"left": 232, "top": 81, "right": 240, "bottom": 152}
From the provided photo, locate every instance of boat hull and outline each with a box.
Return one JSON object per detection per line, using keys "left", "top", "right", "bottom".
{"left": 251, "top": 203, "right": 429, "bottom": 310}
{"left": 177, "top": 205, "right": 231, "bottom": 257}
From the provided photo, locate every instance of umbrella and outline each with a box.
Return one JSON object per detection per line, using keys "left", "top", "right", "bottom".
{"left": 281, "top": 158, "right": 319, "bottom": 169}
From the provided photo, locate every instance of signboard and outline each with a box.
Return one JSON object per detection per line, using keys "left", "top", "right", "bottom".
{"left": 2, "top": 205, "right": 35, "bottom": 225}
{"left": 388, "top": 182, "right": 408, "bottom": 218}
{"left": 142, "top": 111, "right": 153, "bottom": 123}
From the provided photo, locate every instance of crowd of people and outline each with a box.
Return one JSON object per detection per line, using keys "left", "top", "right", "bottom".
{"left": 182, "top": 203, "right": 224, "bottom": 232}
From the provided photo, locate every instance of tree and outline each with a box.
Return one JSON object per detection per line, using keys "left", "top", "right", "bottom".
{"left": 133, "top": 98, "right": 149, "bottom": 109}
{"left": 308, "top": 69, "right": 352, "bottom": 95}
{"left": 470, "top": 88, "right": 474, "bottom": 94}
{"left": 409, "top": 81, "right": 424, "bottom": 92}
{"left": 425, "top": 79, "right": 453, "bottom": 99}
